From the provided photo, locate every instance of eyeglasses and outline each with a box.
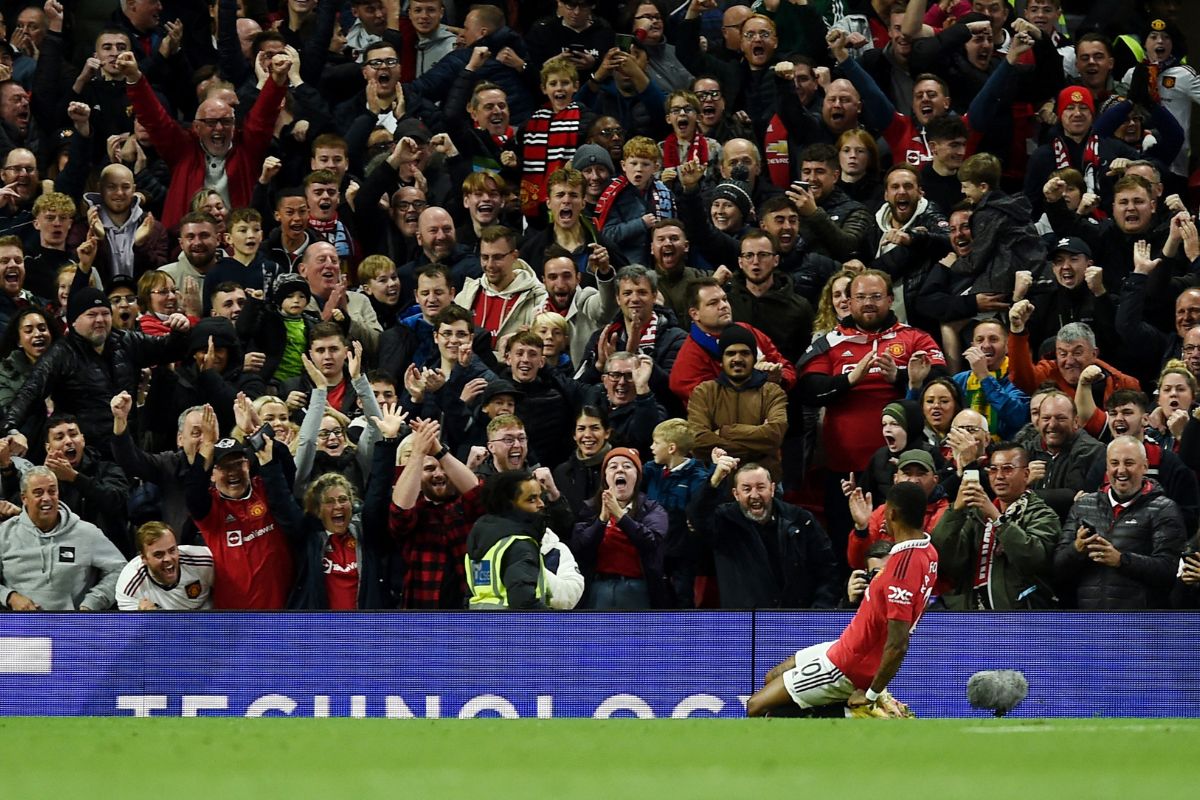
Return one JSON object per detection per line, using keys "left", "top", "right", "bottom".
{"left": 695, "top": 90, "right": 721, "bottom": 101}
{"left": 1183, "top": 345, "right": 1200, "bottom": 354}
{"left": 490, "top": 435, "right": 528, "bottom": 446}
{"left": 366, "top": 57, "right": 401, "bottom": 68}
{"left": 985, "top": 464, "right": 1025, "bottom": 475}
{"left": 196, "top": 117, "right": 235, "bottom": 129}
{"left": 317, "top": 429, "right": 344, "bottom": 440}
{"left": 393, "top": 199, "right": 428, "bottom": 211}
{"left": 668, "top": 106, "right": 697, "bottom": 116}
{"left": 2, "top": 165, "right": 34, "bottom": 174}
{"left": 597, "top": 127, "right": 624, "bottom": 138}
{"left": 742, "top": 30, "right": 774, "bottom": 41}
{"left": 953, "top": 425, "right": 986, "bottom": 435}
{"left": 320, "top": 494, "right": 352, "bottom": 506}
{"left": 150, "top": 288, "right": 178, "bottom": 296}
{"left": 634, "top": 13, "right": 662, "bottom": 21}
{"left": 604, "top": 371, "right": 634, "bottom": 382}
{"left": 739, "top": 251, "right": 776, "bottom": 261}
{"left": 853, "top": 293, "right": 885, "bottom": 303}
{"left": 108, "top": 295, "right": 137, "bottom": 305}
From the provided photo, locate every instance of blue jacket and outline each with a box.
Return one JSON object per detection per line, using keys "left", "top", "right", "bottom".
{"left": 643, "top": 458, "right": 712, "bottom": 562}
{"left": 952, "top": 369, "right": 1030, "bottom": 441}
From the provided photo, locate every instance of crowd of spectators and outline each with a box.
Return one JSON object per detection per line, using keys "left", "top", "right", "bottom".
{"left": 1, "top": 0, "right": 1199, "bottom": 612}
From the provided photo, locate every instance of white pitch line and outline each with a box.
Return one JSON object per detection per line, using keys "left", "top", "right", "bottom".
{"left": 0, "top": 637, "right": 52, "bottom": 674}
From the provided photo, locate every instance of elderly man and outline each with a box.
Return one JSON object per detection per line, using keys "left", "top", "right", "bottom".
{"left": 2, "top": 287, "right": 189, "bottom": 449}
{"left": 299, "top": 241, "right": 382, "bottom": 354}
{"left": 593, "top": 351, "right": 666, "bottom": 456}
{"left": 689, "top": 455, "right": 839, "bottom": 610}
{"left": 717, "top": 138, "right": 781, "bottom": 207}
{"left": 115, "top": 522, "right": 214, "bottom": 610}
{"left": 1056, "top": 436, "right": 1186, "bottom": 609}
{"left": 579, "top": 265, "right": 686, "bottom": 407}
{"left": 1007, "top": 317, "right": 1139, "bottom": 438}
{"left": 0, "top": 147, "right": 42, "bottom": 237}
{"left": 688, "top": 325, "right": 788, "bottom": 480}
{"left": 1116, "top": 280, "right": 1200, "bottom": 386}
{"left": 1025, "top": 391, "right": 1105, "bottom": 520}
{"left": 0, "top": 466, "right": 125, "bottom": 610}
{"left": 119, "top": 48, "right": 289, "bottom": 230}
{"left": 931, "top": 442, "right": 1059, "bottom": 609}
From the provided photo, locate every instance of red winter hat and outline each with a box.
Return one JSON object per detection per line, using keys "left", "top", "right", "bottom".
{"left": 1057, "top": 85, "right": 1095, "bottom": 116}
{"left": 602, "top": 447, "right": 643, "bottom": 477}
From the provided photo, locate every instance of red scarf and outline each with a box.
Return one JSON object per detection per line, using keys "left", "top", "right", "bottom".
{"left": 592, "top": 176, "right": 675, "bottom": 233}
{"left": 1053, "top": 133, "right": 1101, "bottom": 194}
{"left": 488, "top": 125, "right": 515, "bottom": 149}
{"left": 603, "top": 313, "right": 658, "bottom": 355}
{"left": 519, "top": 103, "right": 582, "bottom": 218}
{"left": 661, "top": 132, "right": 709, "bottom": 168}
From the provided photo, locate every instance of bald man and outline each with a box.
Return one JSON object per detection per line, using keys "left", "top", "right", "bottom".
{"left": 118, "top": 48, "right": 289, "bottom": 229}
{"left": 397, "top": 206, "right": 482, "bottom": 306}
{"left": 66, "top": 163, "right": 168, "bottom": 280}
{"left": 1115, "top": 283, "right": 1200, "bottom": 385}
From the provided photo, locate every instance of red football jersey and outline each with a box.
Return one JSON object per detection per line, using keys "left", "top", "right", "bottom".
{"left": 197, "top": 479, "right": 295, "bottom": 610}
{"left": 323, "top": 532, "right": 360, "bottom": 610}
{"left": 827, "top": 535, "right": 938, "bottom": 689}
{"left": 799, "top": 321, "right": 945, "bottom": 471}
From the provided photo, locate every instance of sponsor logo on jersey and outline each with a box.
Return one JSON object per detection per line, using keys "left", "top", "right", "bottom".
{"left": 227, "top": 530, "right": 243, "bottom": 547}
{"left": 186, "top": 581, "right": 202, "bottom": 599}
{"left": 58, "top": 546, "right": 76, "bottom": 563}
{"left": 887, "top": 585, "right": 914, "bottom": 604}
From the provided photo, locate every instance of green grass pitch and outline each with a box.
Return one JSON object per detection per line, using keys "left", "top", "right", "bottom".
{"left": 1, "top": 718, "right": 1193, "bottom": 798}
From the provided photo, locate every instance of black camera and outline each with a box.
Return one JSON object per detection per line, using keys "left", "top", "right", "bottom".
{"left": 246, "top": 423, "right": 275, "bottom": 453}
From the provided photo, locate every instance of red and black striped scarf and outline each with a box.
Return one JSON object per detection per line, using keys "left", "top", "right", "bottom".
{"left": 519, "top": 103, "right": 582, "bottom": 217}
{"left": 592, "top": 176, "right": 676, "bottom": 233}
{"left": 661, "top": 132, "right": 708, "bottom": 168}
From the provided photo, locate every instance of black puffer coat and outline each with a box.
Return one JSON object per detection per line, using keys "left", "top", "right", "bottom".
{"left": 1055, "top": 480, "right": 1186, "bottom": 609}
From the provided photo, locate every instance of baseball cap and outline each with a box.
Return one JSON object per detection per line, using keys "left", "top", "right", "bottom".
{"left": 480, "top": 379, "right": 524, "bottom": 406}
{"left": 896, "top": 450, "right": 935, "bottom": 472}
{"left": 394, "top": 117, "right": 432, "bottom": 144}
{"left": 1047, "top": 235, "right": 1091, "bottom": 259}
{"left": 107, "top": 275, "right": 138, "bottom": 296}
{"left": 213, "top": 438, "right": 249, "bottom": 463}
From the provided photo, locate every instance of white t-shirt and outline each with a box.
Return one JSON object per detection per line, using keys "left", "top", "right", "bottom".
{"left": 116, "top": 545, "right": 216, "bottom": 610}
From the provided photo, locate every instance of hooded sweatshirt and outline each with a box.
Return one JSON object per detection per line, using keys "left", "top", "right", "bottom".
{"left": 454, "top": 260, "right": 550, "bottom": 353}
{"left": 0, "top": 502, "right": 126, "bottom": 610}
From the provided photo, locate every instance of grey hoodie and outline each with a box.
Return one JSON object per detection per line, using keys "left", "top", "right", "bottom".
{"left": 0, "top": 502, "right": 125, "bottom": 610}
{"left": 85, "top": 191, "right": 148, "bottom": 279}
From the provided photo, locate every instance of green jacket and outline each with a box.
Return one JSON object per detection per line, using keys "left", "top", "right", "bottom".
{"left": 930, "top": 491, "right": 1059, "bottom": 610}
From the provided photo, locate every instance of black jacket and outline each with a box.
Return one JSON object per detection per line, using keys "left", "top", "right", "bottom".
{"left": 572, "top": 496, "right": 670, "bottom": 607}
{"left": 498, "top": 366, "right": 586, "bottom": 470}
{"left": 552, "top": 450, "right": 608, "bottom": 519}
{"left": 688, "top": 481, "right": 839, "bottom": 609}
{"left": 2, "top": 328, "right": 188, "bottom": 449}
{"left": 1027, "top": 430, "right": 1105, "bottom": 519}
{"left": 949, "top": 190, "right": 1045, "bottom": 295}
{"left": 725, "top": 271, "right": 814, "bottom": 364}
{"left": 1055, "top": 480, "right": 1186, "bottom": 609}
{"left": 798, "top": 189, "right": 872, "bottom": 262}
{"left": 466, "top": 510, "right": 548, "bottom": 609}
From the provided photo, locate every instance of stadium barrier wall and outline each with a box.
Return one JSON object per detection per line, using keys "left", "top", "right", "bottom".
{"left": 2, "top": 612, "right": 1196, "bottom": 718}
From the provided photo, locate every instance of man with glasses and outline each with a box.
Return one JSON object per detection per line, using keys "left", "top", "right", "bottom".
{"left": 596, "top": 351, "right": 665, "bottom": 455}
{"left": 335, "top": 42, "right": 434, "bottom": 137}
{"left": 931, "top": 442, "right": 1059, "bottom": 609}
{"left": 725, "top": 229, "right": 813, "bottom": 364}
{"left": 107, "top": 276, "right": 140, "bottom": 331}
{"left": 0, "top": 147, "right": 41, "bottom": 238}
{"left": 118, "top": 47, "right": 289, "bottom": 230}
{"left": 691, "top": 76, "right": 751, "bottom": 142}
{"left": 455, "top": 225, "right": 548, "bottom": 355}
{"left": 526, "top": 0, "right": 614, "bottom": 78}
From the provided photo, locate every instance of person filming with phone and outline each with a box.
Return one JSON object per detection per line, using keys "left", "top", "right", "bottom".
{"left": 930, "top": 442, "right": 1059, "bottom": 610}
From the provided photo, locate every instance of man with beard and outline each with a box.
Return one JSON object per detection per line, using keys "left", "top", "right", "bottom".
{"left": 865, "top": 165, "right": 950, "bottom": 331}
{"left": 184, "top": 407, "right": 303, "bottom": 610}
{"left": 570, "top": 144, "right": 615, "bottom": 218}
{"left": 541, "top": 245, "right": 616, "bottom": 367}
{"left": 1078, "top": 389, "right": 1199, "bottom": 535}
{"left": 0, "top": 466, "right": 125, "bottom": 611}
{"left": 68, "top": 164, "right": 167, "bottom": 282}
{"left": 579, "top": 265, "right": 685, "bottom": 409}
{"left": 3, "top": 287, "right": 190, "bottom": 450}
{"left": 950, "top": 319, "right": 1029, "bottom": 441}
{"left": 724, "top": 229, "right": 813, "bottom": 365}
{"left": 1056, "top": 436, "right": 1185, "bottom": 609}
{"left": 0, "top": 148, "right": 42, "bottom": 238}
{"left": 688, "top": 325, "right": 789, "bottom": 480}
{"left": 931, "top": 441, "right": 1059, "bottom": 609}
{"left": 1008, "top": 313, "right": 1139, "bottom": 439}
{"left": 455, "top": 226, "right": 548, "bottom": 354}
{"left": 1019, "top": 236, "right": 1119, "bottom": 360}
{"left": 398, "top": 206, "right": 482, "bottom": 306}
{"left": 298, "top": 241, "right": 381, "bottom": 356}
{"left": 119, "top": 49, "right": 289, "bottom": 231}
{"left": 1025, "top": 86, "right": 1141, "bottom": 219}
{"left": 671, "top": 277, "right": 796, "bottom": 404}
{"left": 386, "top": 414, "right": 484, "bottom": 609}
{"left": 116, "top": 521, "right": 214, "bottom": 610}
{"left": 1023, "top": 391, "right": 1104, "bottom": 520}
{"left": 35, "top": 414, "right": 131, "bottom": 556}
{"left": 647, "top": 219, "right": 704, "bottom": 323}
{"left": 689, "top": 454, "right": 838, "bottom": 610}
{"left": 519, "top": 168, "right": 616, "bottom": 277}
{"left": 162, "top": 212, "right": 221, "bottom": 288}
{"left": 800, "top": 270, "right": 946, "bottom": 538}
{"left": 792, "top": 143, "right": 871, "bottom": 262}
